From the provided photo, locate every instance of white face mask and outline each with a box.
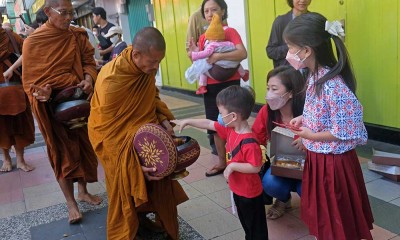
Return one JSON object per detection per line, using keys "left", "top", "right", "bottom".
{"left": 110, "top": 35, "right": 119, "bottom": 44}
{"left": 266, "top": 91, "right": 290, "bottom": 110}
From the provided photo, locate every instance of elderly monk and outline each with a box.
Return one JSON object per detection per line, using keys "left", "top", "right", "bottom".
{"left": 0, "top": 22, "right": 35, "bottom": 172}
{"left": 88, "top": 27, "right": 188, "bottom": 240}
{"left": 21, "top": 0, "right": 101, "bottom": 223}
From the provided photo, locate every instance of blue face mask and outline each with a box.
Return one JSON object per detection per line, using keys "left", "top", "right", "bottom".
{"left": 217, "top": 113, "right": 234, "bottom": 127}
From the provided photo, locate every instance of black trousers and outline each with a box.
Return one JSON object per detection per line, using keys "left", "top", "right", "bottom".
{"left": 233, "top": 193, "right": 269, "bottom": 240}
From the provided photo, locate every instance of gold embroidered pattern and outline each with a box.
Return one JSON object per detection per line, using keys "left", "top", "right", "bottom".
{"left": 137, "top": 137, "right": 164, "bottom": 168}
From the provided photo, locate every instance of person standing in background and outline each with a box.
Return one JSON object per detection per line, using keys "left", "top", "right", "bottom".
{"left": 266, "top": 0, "right": 311, "bottom": 67}
{"left": 92, "top": 7, "right": 115, "bottom": 61}
{"left": 186, "top": 8, "right": 209, "bottom": 53}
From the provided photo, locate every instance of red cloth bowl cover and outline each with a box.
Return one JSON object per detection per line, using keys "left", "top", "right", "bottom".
{"left": 133, "top": 124, "right": 178, "bottom": 177}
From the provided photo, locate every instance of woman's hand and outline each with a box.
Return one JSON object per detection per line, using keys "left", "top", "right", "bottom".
{"left": 291, "top": 127, "right": 314, "bottom": 140}
{"left": 141, "top": 166, "right": 163, "bottom": 181}
{"left": 292, "top": 137, "right": 305, "bottom": 151}
{"left": 31, "top": 84, "right": 52, "bottom": 102}
{"left": 289, "top": 115, "right": 303, "bottom": 128}
{"left": 207, "top": 52, "right": 221, "bottom": 65}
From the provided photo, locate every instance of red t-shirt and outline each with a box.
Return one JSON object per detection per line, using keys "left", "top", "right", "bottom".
{"left": 198, "top": 26, "right": 243, "bottom": 85}
{"left": 214, "top": 122, "right": 263, "bottom": 198}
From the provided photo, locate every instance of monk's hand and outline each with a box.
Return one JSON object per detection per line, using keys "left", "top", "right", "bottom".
{"left": 31, "top": 84, "right": 52, "bottom": 102}
{"left": 161, "top": 119, "right": 174, "bottom": 136}
{"left": 141, "top": 166, "right": 163, "bottom": 181}
{"left": 77, "top": 75, "right": 93, "bottom": 99}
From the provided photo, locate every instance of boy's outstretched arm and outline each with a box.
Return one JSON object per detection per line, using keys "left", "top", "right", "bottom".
{"left": 171, "top": 119, "right": 216, "bottom": 133}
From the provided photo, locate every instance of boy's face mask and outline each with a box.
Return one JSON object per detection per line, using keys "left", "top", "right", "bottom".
{"left": 217, "top": 112, "right": 234, "bottom": 127}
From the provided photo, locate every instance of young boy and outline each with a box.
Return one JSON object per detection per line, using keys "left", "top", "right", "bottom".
{"left": 172, "top": 85, "right": 268, "bottom": 240}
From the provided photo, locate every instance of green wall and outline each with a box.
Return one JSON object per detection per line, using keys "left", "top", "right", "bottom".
{"left": 154, "top": 0, "right": 400, "bottom": 130}
{"left": 153, "top": 0, "right": 201, "bottom": 91}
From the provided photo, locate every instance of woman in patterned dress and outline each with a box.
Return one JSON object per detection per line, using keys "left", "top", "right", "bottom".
{"left": 283, "top": 12, "right": 374, "bottom": 239}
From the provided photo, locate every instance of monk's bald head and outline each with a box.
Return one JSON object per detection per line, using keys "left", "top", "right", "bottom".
{"left": 45, "top": 0, "right": 71, "bottom": 7}
{"left": 132, "top": 27, "right": 166, "bottom": 54}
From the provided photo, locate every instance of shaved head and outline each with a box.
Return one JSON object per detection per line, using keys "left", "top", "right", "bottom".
{"left": 132, "top": 27, "right": 166, "bottom": 54}
{"left": 45, "top": 0, "right": 71, "bottom": 7}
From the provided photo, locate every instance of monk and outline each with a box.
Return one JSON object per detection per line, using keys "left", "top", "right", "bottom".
{"left": 88, "top": 27, "right": 188, "bottom": 240}
{"left": 21, "top": 0, "right": 101, "bottom": 223}
{"left": 0, "top": 20, "right": 35, "bottom": 172}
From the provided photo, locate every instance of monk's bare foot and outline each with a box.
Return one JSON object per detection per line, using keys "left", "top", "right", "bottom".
{"left": 77, "top": 193, "right": 102, "bottom": 205}
{"left": 67, "top": 202, "right": 82, "bottom": 224}
{"left": 17, "top": 162, "right": 35, "bottom": 172}
{"left": 0, "top": 160, "right": 12, "bottom": 172}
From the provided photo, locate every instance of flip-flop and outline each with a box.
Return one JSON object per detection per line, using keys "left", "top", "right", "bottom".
{"left": 205, "top": 168, "right": 225, "bottom": 177}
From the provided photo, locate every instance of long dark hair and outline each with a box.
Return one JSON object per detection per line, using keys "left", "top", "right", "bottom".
{"left": 266, "top": 66, "right": 306, "bottom": 136}
{"left": 283, "top": 12, "right": 356, "bottom": 96}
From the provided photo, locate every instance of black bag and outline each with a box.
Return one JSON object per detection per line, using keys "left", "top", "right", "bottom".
{"left": 231, "top": 138, "right": 273, "bottom": 205}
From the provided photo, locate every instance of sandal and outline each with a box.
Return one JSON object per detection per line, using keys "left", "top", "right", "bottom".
{"left": 205, "top": 167, "right": 225, "bottom": 177}
{"left": 266, "top": 199, "right": 291, "bottom": 220}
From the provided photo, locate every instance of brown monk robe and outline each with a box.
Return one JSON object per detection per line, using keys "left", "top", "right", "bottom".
{"left": 88, "top": 27, "right": 188, "bottom": 240}
{"left": 21, "top": 0, "right": 101, "bottom": 224}
{"left": 0, "top": 26, "right": 35, "bottom": 172}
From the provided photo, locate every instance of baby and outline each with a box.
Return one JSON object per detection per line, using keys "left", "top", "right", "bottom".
{"left": 185, "top": 14, "right": 249, "bottom": 94}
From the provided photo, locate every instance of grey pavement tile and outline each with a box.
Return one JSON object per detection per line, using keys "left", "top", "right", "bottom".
{"left": 213, "top": 228, "right": 245, "bottom": 240}
{"left": 189, "top": 175, "right": 229, "bottom": 195}
{"left": 366, "top": 179, "right": 400, "bottom": 202}
{"left": 60, "top": 233, "right": 87, "bottom": 240}
{"left": 0, "top": 201, "right": 26, "bottom": 219}
{"left": 30, "top": 218, "right": 83, "bottom": 240}
{"left": 363, "top": 168, "right": 384, "bottom": 183}
{"left": 371, "top": 201, "right": 400, "bottom": 234}
{"left": 178, "top": 196, "right": 223, "bottom": 221}
{"left": 83, "top": 227, "right": 106, "bottom": 240}
{"left": 181, "top": 184, "right": 204, "bottom": 200}
{"left": 207, "top": 188, "right": 232, "bottom": 208}
{"left": 187, "top": 209, "right": 242, "bottom": 239}
{"left": 79, "top": 207, "right": 107, "bottom": 233}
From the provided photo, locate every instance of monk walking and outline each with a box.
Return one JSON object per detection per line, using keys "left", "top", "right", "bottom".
{"left": 0, "top": 19, "right": 35, "bottom": 172}
{"left": 21, "top": 0, "right": 101, "bottom": 223}
{"left": 88, "top": 27, "right": 188, "bottom": 239}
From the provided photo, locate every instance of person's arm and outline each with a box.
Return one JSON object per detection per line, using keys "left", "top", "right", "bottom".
{"left": 171, "top": 119, "right": 216, "bottom": 133}
{"left": 99, "top": 44, "right": 113, "bottom": 56}
{"left": 3, "top": 54, "right": 23, "bottom": 81}
{"left": 191, "top": 43, "right": 216, "bottom": 61}
{"left": 266, "top": 17, "right": 289, "bottom": 61}
{"left": 251, "top": 105, "right": 269, "bottom": 146}
{"left": 206, "top": 28, "right": 247, "bottom": 64}
{"left": 207, "top": 43, "right": 247, "bottom": 64}
{"left": 224, "top": 144, "right": 262, "bottom": 179}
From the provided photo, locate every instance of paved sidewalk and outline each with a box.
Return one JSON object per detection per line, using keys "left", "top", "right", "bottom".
{"left": 1, "top": 89, "right": 400, "bottom": 240}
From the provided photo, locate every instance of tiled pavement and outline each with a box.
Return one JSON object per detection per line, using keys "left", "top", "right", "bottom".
{"left": 1, "top": 89, "right": 400, "bottom": 240}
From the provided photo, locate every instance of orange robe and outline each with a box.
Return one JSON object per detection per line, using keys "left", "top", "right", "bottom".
{"left": 21, "top": 23, "right": 98, "bottom": 181}
{"left": 88, "top": 47, "right": 188, "bottom": 240}
{"left": 0, "top": 28, "right": 34, "bottom": 149}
